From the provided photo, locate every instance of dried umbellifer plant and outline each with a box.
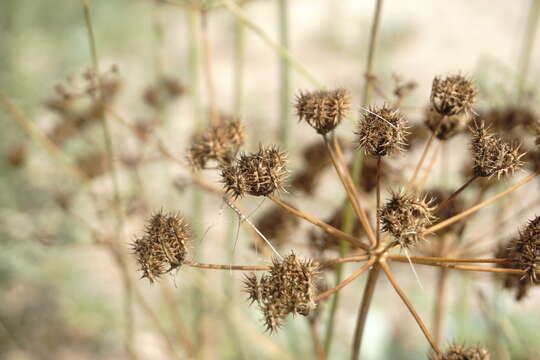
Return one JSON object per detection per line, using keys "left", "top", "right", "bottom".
{"left": 130, "top": 74, "right": 540, "bottom": 360}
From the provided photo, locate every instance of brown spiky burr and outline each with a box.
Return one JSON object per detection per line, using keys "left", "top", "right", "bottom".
{"left": 470, "top": 122, "right": 524, "bottom": 178}
{"left": 495, "top": 239, "right": 535, "bottom": 301}
{"left": 356, "top": 105, "right": 408, "bottom": 157}
{"left": 243, "top": 253, "right": 317, "bottom": 332}
{"left": 430, "top": 75, "right": 476, "bottom": 116}
{"left": 295, "top": 88, "right": 350, "bottom": 135}
{"left": 187, "top": 119, "right": 245, "bottom": 170}
{"left": 132, "top": 211, "right": 190, "bottom": 283}
{"left": 221, "top": 145, "right": 287, "bottom": 198}
{"left": 429, "top": 344, "right": 490, "bottom": 360}
{"left": 515, "top": 216, "right": 540, "bottom": 282}
{"left": 379, "top": 190, "right": 435, "bottom": 248}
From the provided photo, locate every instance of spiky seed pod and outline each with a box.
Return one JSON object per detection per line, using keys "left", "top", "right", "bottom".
{"left": 470, "top": 122, "right": 525, "bottom": 178}
{"left": 515, "top": 216, "right": 540, "bottom": 282}
{"left": 243, "top": 253, "right": 318, "bottom": 332}
{"left": 430, "top": 75, "right": 476, "bottom": 116}
{"left": 221, "top": 145, "right": 288, "bottom": 198}
{"left": 187, "top": 119, "right": 245, "bottom": 170}
{"left": 379, "top": 190, "right": 435, "bottom": 247}
{"left": 425, "top": 107, "right": 472, "bottom": 140}
{"left": 132, "top": 211, "right": 190, "bottom": 283}
{"left": 356, "top": 105, "right": 408, "bottom": 157}
{"left": 495, "top": 239, "right": 535, "bottom": 301}
{"left": 295, "top": 88, "right": 350, "bottom": 135}
{"left": 429, "top": 344, "right": 491, "bottom": 360}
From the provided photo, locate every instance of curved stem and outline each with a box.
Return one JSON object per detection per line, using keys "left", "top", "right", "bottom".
{"left": 315, "top": 258, "right": 376, "bottom": 302}
{"left": 435, "top": 175, "right": 478, "bottom": 212}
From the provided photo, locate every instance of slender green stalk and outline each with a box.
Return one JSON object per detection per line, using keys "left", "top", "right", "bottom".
{"left": 278, "top": 0, "right": 291, "bottom": 148}
{"left": 517, "top": 0, "right": 540, "bottom": 100}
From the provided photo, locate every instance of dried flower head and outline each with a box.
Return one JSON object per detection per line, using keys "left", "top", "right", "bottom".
{"left": 243, "top": 253, "right": 317, "bottom": 332}
{"left": 425, "top": 107, "right": 472, "bottom": 140}
{"left": 470, "top": 122, "right": 525, "bottom": 178}
{"left": 132, "top": 211, "right": 190, "bottom": 282}
{"left": 515, "top": 216, "right": 540, "bottom": 282}
{"left": 379, "top": 190, "right": 435, "bottom": 247}
{"left": 356, "top": 105, "right": 408, "bottom": 157}
{"left": 495, "top": 239, "right": 536, "bottom": 301}
{"left": 430, "top": 75, "right": 476, "bottom": 116}
{"left": 430, "top": 344, "right": 490, "bottom": 360}
{"left": 295, "top": 88, "right": 350, "bottom": 135}
{"left": 187, "top": 119, "right": 245, "bottom": 170}
{"left": 221, "top": 145, "right": 287, "bottom": 198}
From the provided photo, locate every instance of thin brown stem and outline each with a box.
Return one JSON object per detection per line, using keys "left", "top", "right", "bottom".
{"left": 435, "top": 175, "right": 478, "bottom": 212}
{"left": 388, "top": 255, "right": 513, "bottom": 264}
{"left": 331, "top": 134, "right": 377, "bottom": 246}
{"left": 380, "top": 260, "right": 441, "bottom": 355}
{"left": 389, "top": 257, "right": 527, "bottom": 275}
{"left": 427, "top": 171, "right": 540, "bottom": 234}
{"left": 432, "top": 267, "right": 449, "bottom": 346}
{"left": 269, "top": 195, "right": 369, "bottom": 250}
{"left": 351, "top": 263, "right": 381, "bottom": 360}
{"left": 314, "top": 258, "right": 376, "bottom": 302}
{"left": 307, "top": 319, "right": 326, "bottom": 360}
{"left": 408, "top": 131, "right": 437, "bottom": 189}
{"left": 375, "top": 156, "right": 382, "bottom": 248}
{"left": 416, "top": 141, "right": 443, "bottom": 192}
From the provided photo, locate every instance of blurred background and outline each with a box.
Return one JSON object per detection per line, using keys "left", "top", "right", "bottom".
{"left": 1, "top": 0, "right": 540, "bottom": 359}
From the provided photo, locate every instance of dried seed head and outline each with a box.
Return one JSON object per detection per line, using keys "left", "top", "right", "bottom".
{"left": 470, "top": 122, "right": 525, "bottom": 178}
{"left": 430, "top": 75, "right": 476, "bottom": 116}
{"left": 243, "top": 253, "right": 318, "bottom": 332}
{"left": 425, "top": 107, "right": 472, "bottom": 140}
{"left": 221, "top": 145, "right": 288, "bottom": 198}
{"left": 379, "top": 190, "right": 435, "bottom": 248}
{"left": 187, "top": 119, "right": 245, "bottom": 170}
{"left": 430, "top": 344, "right": 491, "bottom": 360}
{"left": 515, "top": 216, "right": 540, "bottom": 282}
{"left": 295, "top": 88, "right": 350, "bottom": 135}
{"left": 356, "top": 105, "right": 408, "bottom": 157}
{"left": 132, "top": 211, "right": 190, "bottom": 283}
{"left": 495, "top": 239, "right": 535, "bottom": 301}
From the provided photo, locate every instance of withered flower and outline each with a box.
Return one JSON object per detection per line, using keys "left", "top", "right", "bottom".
{"left": 295, "top": 88, "right": 350, "bottom": 135}
{"left": 430, "top": 344, "right": 490, "bottom": 360}
{"left": 425, "top": 107, "right": 472, "bottom": 140}
{"left": 243, "top": 253, "right": 317, "bottom": 332}
{"left": 221, "top": 145, "right": 287, "bottom": 198}
{"left": 187, "top": 119, "right": 245, "bottom": 170}
{"left": 430, "top": 75, "right": 476, "bottom": 116}
{"left": 379, "top": 190, "right": 435, "bottom": 247}
{"left": 132, "top": 211, "right": 190, "bottom": 282}
{"left": 470, "top": 122, "right": 524, "bottom": 178}
{"left": 495, "top": 239, "right": 536, "bottom": 301}
{"left": 356, "top": 105, "right": 408, "bottom": 157}
{"left": 515, "top": 216, "right": 540, "bottom": 282}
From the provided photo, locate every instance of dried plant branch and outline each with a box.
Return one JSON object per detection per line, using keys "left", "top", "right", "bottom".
{"left": 432, "top": 267, "right": 449, "bottom": 346}
{"left": 376, "top": 156, "right": 382, "bottom": 248}
{"left": 415, "top": 141, "right": 443, "bottom": 192}
{"left": 388, "top": 255, "right": 512, "bottom": 264}
{"left": 380, "top": 260, "right": 441, "bottom": 355}
{"left": 408, "top": 131, "right": 437, "bottom": 189}
{"left": 435, "top": 175, "right": 478, "bottom": 212}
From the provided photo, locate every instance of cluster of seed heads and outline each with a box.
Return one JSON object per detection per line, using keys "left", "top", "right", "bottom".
{"left": 132, "top": 211, "right": 190, "bottom": 282}
{"left": 470, "top": 122, "right": 524, "bottom": 178}
{"left": 430, "top": 75, "right": 476, "bottom": 117}
{"left": 379, "top": 190, "right": 435, "bottom": 247}
{"left": 356, "top": 104, "right": 408, "bottom": 156}
{"left": 221, "top": 145, "right": 287, "bottom": 198}
{"left": 429, "top": 344, "right": 490, "bottom": 360}
{"left": 187, "top": 119, "right": 245, "bottom": 169}
{"left": 243, "top": 253, "right": 317, "bottom": 332}
{"left": 295, "top": 88, "right": 350, "bottom": 135}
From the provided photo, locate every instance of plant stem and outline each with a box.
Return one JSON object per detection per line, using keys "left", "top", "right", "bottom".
{"left": 408, "top": 131, "right": 437, "bottom": 189}
{"left": 432, "top": 267, "right": 449, "bottom": 346}
{"left": 415, "top": 141, "right": 443, "bottom": 192}
{"left": 435, "top": 175, "right": 478, "bottom": 212}
{"left": 375, "top": 156, "right": 381, "bottom": 248}
{"left": 380, "top": 260, "right": 441, "bottom": 355}
{"left": 278, "top": 0, "right": 291, "bottom": 148}
{"left": 517, "top": 0, "right": 540, "bottom": 99}
{"left": 388, "top": 255, "right": 511, "bottom": 264}
{"left": 389, "top": 259, "right": 528, "bottom": 276}
{"left": 315, "top": 259, "right": 376, "bottom": 302}
{"left": 361, "top": 0, "right": 384, "bottom": 106}
{"left": 427, "top": 171, "right": 540, "bottom": 234}
{"left": 351, "top": 263, "right": 381, "bottom": 360}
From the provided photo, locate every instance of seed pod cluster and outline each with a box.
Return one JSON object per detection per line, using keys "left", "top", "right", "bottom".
{"left": 379, "top": 190, "right": 435, "bottom": 247}
{"left": 470, "top": 122, "right": 524, "bottom": 178}
{"left": 515, "top": 216, "right": 540, "bottom": 282}
{"left": 187, "top": 119, "right": 245, "bottom": 170}
{"left": 295, "top": 88, "right": 350, "bottom": 135}
{"left": 132, "top": 211, "right": 190, "bottom": 283}
{"left": 430, "top": 75, "right": 476, "bottom": 117}
{"left": 221, "top": 145, "right": 287, "bottom": 198}
{"left": 356, "top": 105, "right": 408, "bottom": 157}
{"left": 495, "top": 239, "right": 535, "bottom": 301}
{"left": 243, "top": 253, "right": 317, "bottom": 332}
{"left": 429, "top": 344, "right": 490, "bottom": 360}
